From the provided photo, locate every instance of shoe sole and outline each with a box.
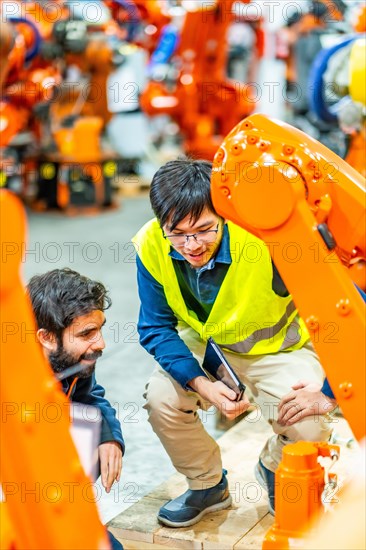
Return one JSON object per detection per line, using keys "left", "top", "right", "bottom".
{"left": 254, "top": 464, "right": 275, "bottom": 516}
{"left": 157, "top": 494, "right": 233, "bottom": 528}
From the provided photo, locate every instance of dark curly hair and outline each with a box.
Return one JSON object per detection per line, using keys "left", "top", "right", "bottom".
{"left": 27, "top": 268, "right": 111, "bottom": 341}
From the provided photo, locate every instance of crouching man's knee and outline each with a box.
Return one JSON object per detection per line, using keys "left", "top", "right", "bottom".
{"left": 283, "top": 415, "right": 333, "bottom": 443}
{"left": 143, "top": 369, "right": 189, "bottom": 425}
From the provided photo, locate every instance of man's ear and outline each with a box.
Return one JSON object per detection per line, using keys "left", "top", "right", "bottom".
{"left": 37, "top": 329, "right": 58, "bottom": 352}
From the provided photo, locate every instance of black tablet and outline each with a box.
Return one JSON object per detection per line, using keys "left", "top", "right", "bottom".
{"left": 205, "top": 337, "right": 246, "bottom": 401}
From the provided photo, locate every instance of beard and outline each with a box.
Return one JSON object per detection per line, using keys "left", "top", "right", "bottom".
{"left": 49, "top": 345, "right": 102, "bottom": 378}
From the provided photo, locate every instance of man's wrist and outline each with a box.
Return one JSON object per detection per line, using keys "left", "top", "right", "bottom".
{"left": 188, "top": 375, "right": 211, "bottom": 393}
{"left": 99, "top": 440, "right": 123, "bottom": 452}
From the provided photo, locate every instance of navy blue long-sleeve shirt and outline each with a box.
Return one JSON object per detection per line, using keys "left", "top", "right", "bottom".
{"left": 62, "top": 373, "right": 124, "bottom": 453}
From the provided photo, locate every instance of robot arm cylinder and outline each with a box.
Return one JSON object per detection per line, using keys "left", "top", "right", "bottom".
{"left": 211, "top": 113, "right": 366, "bottom": 440}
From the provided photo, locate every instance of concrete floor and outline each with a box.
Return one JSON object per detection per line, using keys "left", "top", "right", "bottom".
{"left": 23, "top": 196, "right": 222, "bottom": 524}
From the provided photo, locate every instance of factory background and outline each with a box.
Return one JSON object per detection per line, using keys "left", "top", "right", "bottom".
{"left": 1, "top": 1, "right": 365, "bottom": 549}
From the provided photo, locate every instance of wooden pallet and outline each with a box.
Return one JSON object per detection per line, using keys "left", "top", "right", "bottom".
{"left": 108, "top": 414, "right": 357, "bottom": 550}
{"left": 109, "top": 411, "right": 273, "bottom": 549}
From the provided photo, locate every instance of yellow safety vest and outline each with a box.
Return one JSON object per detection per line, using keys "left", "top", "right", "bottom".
{"left": 132, "top": 219, "right": 309, "bottom": 354}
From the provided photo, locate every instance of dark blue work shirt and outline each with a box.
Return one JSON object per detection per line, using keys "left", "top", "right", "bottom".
{"left": 136, "top": 224, "right": 288, "bottom": 388}
{"left": 62, "top": 373, "right": 124, "bottom": 452}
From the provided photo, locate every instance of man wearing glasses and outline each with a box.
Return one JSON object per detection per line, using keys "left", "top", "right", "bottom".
{"left": 132, "top": 157, "right": 331, "bottom": 527}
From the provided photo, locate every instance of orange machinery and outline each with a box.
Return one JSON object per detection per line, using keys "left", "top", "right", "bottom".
{"left": 0, "top": 1, "right": 133, "bottom": 209}
{"left": 131, "top": 0, "right": 171, "bottom": 52}
{"left": 38, "top": 3, "right": 142, "bottom": 210}
{"left": 105, "top": 0, "right": 171, "bottom": 50}
{"left": 353, "top": 3, "right": 366, "bottom": 33}
{"left": 0, "top": 2, "right": 65, "bottom": 148}
{"left": 0, "top": 190, "right": 111, "bottom": 549}
{"left": 0, "top": 0, "right": 125, "bottom": 154}
{"left": 211, "top": 112, "right": 365, "bottom": 436}
{"left": 140, "top": 0, "right": 263, "bottom": 159}
{"left": 211, "top": 113, "right": 365, "bottom": 547}
{"left": 307, "top": 34, "right": 366, "bottom": 178}
{"left": 0, "top": 2, "right": 66, "bottom": 197}
{"left": 276, "top": 0, "right": 346, "bottom": 100}
{"left": 49, "top": 4, "right": 125, "bottom": 134}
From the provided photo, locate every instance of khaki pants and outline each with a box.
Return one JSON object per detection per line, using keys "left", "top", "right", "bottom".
{"left": 143, "top": 335, "right": 332, "bottom": 490}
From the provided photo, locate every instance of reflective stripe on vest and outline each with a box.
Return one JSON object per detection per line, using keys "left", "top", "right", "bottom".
{"left": 225, "top": 301, "right": 300, "bottom": 353}
{"left": 132, "top": 219, "right": 309, "bottom": 354}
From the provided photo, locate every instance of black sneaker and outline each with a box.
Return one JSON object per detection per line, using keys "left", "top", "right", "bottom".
{"left": 157, "top": 470, "right": 232, "bottom": 527}
{"left": 255, "top": 460, "right": 275, "bottom": 515}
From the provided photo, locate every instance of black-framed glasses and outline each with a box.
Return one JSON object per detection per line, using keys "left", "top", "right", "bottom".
{"left": 163, "top": 223, "right": 220, "bottom": 246}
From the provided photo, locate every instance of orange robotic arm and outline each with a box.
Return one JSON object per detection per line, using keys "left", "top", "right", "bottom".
{"left": 140, "top": 0, "right": 258, "bottom": 159}
{"left": 0, "top": 190, "right": 110, "bottom": 549}
{"left": 211, "top": 113, "right": 366, "bottom": 440}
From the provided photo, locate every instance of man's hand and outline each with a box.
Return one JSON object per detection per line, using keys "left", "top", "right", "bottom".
{"left": 189, "top": 376, "right": 251, "bottom": 420}
{"left": 99, "top": 441, "right": 123, "bottom": 493}
{"left": 277, "top": 380, "right": 337, "bottom": 426}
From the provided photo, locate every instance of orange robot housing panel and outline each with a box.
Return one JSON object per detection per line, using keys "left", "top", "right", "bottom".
{"left": 211, "top": 114, "right": 365, "bottom": 441}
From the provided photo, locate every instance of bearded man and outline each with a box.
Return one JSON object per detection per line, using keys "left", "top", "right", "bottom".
{"left": 27, "top": 268, "right": 124, "bottom": 549}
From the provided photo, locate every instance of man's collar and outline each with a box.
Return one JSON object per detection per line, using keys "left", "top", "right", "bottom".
{"left": 168, "top": 224, "right": 231, "bottom": 265}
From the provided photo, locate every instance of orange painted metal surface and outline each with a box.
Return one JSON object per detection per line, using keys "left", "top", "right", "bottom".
{"left": 106, "top": 0, "right": 171, "bottom": 53}
{"left": 0, "top": 190, "right": 110, "bottom": 549}
{"left": 140, "top": 0, "right": 263, "bottom": 159}
{"left": 353, "top": 4, "right": 366, "bottom": 33}
{"left": 0, "top": 3, "right": 62, "bottom": 148}
{"left": 212, "top": 113, "right": 365, "bottom": 548}
{"left": 263, "top": 442, "right": 340, "bottom": 549}
{"left": 345, "top": 129, "right": 366, "bottom": 180}
{"left": 53, "top": 116, "right": 104, "bottom": 161}
{"left": 51, "top": 38, "right": 116, "bottom": 132}
{"left": 211, "top": 113, "right": 366, "bottom": 442}
{"left": 0, "top": 20, "right": 26, "bottom": 90}
{"left": 0, "top": 1, "right": 120, "bottom": 156}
